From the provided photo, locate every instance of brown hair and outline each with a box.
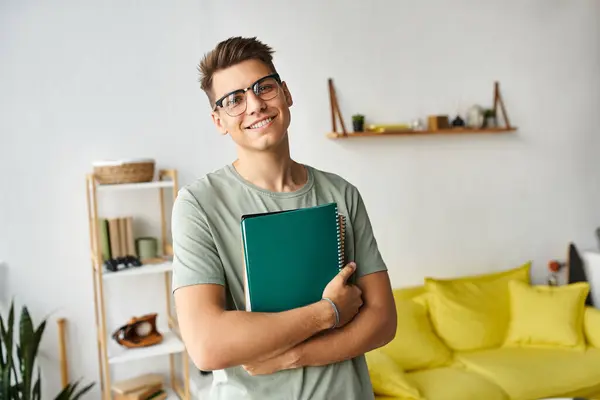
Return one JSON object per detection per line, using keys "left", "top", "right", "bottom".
{"left": 197, "top": 36, "right": 277, "bottom": 105}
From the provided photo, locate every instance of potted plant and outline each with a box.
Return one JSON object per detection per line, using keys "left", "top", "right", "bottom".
{"left": 1, "top": 300, "right": 95, "bottom": 399}
{"left": 352, "top": 114, "right": 365, "bottom": 132}
{"left": 483, "top": 109, "right": 496, "bottom": 128}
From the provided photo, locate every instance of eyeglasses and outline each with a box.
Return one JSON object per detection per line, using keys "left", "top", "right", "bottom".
{"left": 213, "top": 73, "right": 282, "bottom": 117}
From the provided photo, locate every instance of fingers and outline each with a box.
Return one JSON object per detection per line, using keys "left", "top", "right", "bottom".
{"left": 353, "top": 285, "right": 364, "bottom": 307}
{"left": 337, "top": 262, "right": 356, "bottom": 283}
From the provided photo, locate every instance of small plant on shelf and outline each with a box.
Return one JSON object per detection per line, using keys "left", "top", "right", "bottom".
{"left": 482, "top": 108, "right": 496, "bottom": 128}
{"left": 352, "top": 114, "right": 365, "bottom": 132}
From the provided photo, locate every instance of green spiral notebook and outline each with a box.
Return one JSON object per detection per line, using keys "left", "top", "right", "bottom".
{"left": 241, "top": 202, "right": 346, "bottom": 312}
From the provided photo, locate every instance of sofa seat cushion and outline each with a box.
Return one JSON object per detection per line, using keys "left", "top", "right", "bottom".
{"left": 406, "top": 366, "right": 508, "bottom": 400}
{"left": 455, "top": 347, "right": 600, "bottom": 400}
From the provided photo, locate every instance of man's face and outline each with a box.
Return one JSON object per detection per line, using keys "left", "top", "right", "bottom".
{"left": 210, "top": 59, "right": 293, "bottom": 152}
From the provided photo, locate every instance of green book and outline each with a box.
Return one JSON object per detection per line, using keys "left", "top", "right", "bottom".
{"left": 99, "top": 218, "right": 111, "bottom": 261}
{"left": 241, "top": 202, "right": 345, "bottom": 312}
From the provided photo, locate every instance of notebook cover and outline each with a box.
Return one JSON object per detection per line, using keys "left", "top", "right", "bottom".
{"left": 241, "top": 202, "right": 344, "bottom": 312}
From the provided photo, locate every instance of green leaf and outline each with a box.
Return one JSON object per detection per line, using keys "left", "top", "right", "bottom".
{"left": 32, "top": 368, "right": 40, "bottom": 400}
{"left": 53, "top": 385, "right": 69, "bottom": 400}
{"left": 0, "top": 314, "right": 4, "bottom": 367}
{"left": 53, "top": 380, "right": 95, "bottom": 400}
{"left": 18, "top": 306, "right": 43, "bottom": 400}
{"left": 71, "top": 381, "right": 94, "bottom": 400}
{"left": 0, "top": 301, "right": 15, "bottom": 400}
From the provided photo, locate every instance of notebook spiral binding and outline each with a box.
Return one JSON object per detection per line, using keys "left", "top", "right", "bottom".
{"left": 335, "top": 206, "right": 346, "bottom": 270}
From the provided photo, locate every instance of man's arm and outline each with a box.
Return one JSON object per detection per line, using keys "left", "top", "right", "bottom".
{"left": 171, "top": 187, "right": 362, "bottom": 372}
{"left": 242, "top": 270, "right": 396, "bottom": 375}
{"left": 174, "top": 284, "right": 334, "bottom": 372}
{"left": 174, "top": 262, "right": 362, "bottom": 372}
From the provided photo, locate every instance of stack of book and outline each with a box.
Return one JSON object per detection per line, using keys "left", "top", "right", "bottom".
{"left": 112, "top": 373, "right": 167, "bottom": 400}
{"left": 98, "top": 216, "right": 136, "bottom": 261}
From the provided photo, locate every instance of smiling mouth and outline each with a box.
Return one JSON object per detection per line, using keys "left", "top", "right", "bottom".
{"left": 247, "top": 116, "right": 274, "bottom": 130}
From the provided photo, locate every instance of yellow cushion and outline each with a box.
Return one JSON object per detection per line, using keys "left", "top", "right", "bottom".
{"left": 424, "top": 262, "right": 531, "bottom": 351}
{"left": 364, "top": 349, "right": 421, "bottom": 399}
{"left": 379, "top": 294, "right": 452, "bottom": 371}
{"left": 504, "top": 281, "right": 590, "bottom": 350}
{"left": 584, "top": 306, "right": 600, "bottom": 348}
{"left": 392, "top": 285, "right": 426, "bottom": 301}
{"left": 455, "top": 347, "right": 600, "bottom": 400}
{"left": 406, "top": 366, "right": 508, "bottom": 400}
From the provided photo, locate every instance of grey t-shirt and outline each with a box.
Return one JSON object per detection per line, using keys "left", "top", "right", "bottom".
{"left": 171, "top": 163, "right": 387, "bottom": 400}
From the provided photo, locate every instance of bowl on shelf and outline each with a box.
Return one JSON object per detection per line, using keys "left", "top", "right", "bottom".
{"left": 93, "top": 158, "right": 155, "bottom": 184}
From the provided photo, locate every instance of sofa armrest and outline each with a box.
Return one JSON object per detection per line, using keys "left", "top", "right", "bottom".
{"left": 584, "top": 306, "right": 600, "bottom": 348}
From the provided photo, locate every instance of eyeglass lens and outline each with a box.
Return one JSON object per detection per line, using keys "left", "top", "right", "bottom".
{"left": 222, "top": 76, "right": 280, "bottom": 116}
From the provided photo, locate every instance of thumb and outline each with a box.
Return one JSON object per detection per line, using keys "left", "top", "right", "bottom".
{"left": 337, "top": 262, "right": 356, "bottom": 283}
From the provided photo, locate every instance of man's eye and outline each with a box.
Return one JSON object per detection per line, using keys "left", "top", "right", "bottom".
{"left": 225, "top": 94, "right": 244, "bottom": 106}
{"left": 257, "top": 84, "right": 274, "bottom": 94}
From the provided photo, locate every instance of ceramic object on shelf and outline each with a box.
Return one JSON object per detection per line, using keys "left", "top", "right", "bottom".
{"left": 466, "top": 105, "right": 484, "bottom": 128}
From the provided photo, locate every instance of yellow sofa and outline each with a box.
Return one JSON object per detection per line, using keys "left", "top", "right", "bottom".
{"left": 366, "top": 262, "right": 600, "bottom": 400}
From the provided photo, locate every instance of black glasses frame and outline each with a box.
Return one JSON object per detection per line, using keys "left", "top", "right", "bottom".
{"left": 213, "top": 73, "right": 282, "bottom": 113}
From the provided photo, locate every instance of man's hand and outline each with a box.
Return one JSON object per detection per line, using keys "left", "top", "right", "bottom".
{"left": 242, "top": 348, "right": 299, "bottom": 376}
{"left": 244, "top": 270, "right": 396, "bottom": 374}
{"left": 322, "top": 262, "right": 363, "bottom": 328}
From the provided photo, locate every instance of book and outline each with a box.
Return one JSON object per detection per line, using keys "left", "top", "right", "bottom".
{"left": 98, "top": 218, "right": 112, "bottom": 261}
{"left": 118, "top": 217, "right": 128, "bottom": 256}
{"left": 111, "top": 373, "right": 163, "bottom": 395}
{"left": 125, "top": 216, "right": 136, "bottom": 256}
{"left": 108, "top": 218, "right": 121, "bottom": 258}
{"left": 241, "top": 202, "right": 345, "bottom": 313}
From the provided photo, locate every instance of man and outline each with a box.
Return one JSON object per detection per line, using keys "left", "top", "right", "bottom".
{"left": 172, "top": 36, "right": 397, "bottom": 400}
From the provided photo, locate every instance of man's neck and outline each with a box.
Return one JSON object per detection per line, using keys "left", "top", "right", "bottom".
{"left": 233, "top": 140, "right": 307, "bottom": 193}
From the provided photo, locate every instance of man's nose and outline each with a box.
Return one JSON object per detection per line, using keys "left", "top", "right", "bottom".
{"left": 245, "top": 90, "right": 266, "bottom": 115}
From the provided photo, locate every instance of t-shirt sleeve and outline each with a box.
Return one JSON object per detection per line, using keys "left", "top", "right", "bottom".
{"left": 171, "top": 187, "right": 225, "bottom": 292}
{"left": 347, "top": 185, "right": 388, "bottom": 279}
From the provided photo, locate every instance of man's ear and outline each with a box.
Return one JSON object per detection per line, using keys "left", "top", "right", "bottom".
{"left": 282, "top": 82, "right": 293, "bottom": 107}
{"left": 211, "top": 110, "right": 229, "bottom": 136}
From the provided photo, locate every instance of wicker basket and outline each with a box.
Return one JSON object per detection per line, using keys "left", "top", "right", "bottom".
{"left": 93, "top": 159, "right": 155, "bottom": 184}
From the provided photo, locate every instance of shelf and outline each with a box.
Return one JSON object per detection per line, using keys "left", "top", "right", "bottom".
{"left": 108, "top": 329, "right": 185, "bottom": 365}
{"left": 97, "top": 180, "right": 174, "bottom": 192}
{"left": 327, "top": 127, "right": 517, "bottom": 139}
{"left": 103, "top": 261, "right": 173, "bottom": 281}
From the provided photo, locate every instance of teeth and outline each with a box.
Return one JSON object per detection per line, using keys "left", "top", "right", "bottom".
{"left": 250, "top": 117, "right": 273, "bottom": 129}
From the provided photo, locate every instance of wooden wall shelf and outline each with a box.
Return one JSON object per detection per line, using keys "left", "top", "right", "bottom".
{"left": 327, "top": 127, "right": 516, "bottom": 139}
{"left": 326, "top": 78, "right": 517, "bottom": 140}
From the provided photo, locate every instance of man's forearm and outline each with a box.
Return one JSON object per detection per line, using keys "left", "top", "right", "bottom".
{"left": 241, "top": 271, "right": 397, "bottom": 376}
{"left": 190, "top": 299, "right": 334, "bottom": 371}
{"left": 241, "top": 303, "right": 396, "bottom": 376}
{"left": 292, "top": 303, "right": 396, "bottom": 368}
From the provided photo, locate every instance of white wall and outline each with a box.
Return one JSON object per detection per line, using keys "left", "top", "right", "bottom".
{"left": 2, "top": 0, "right": 599, "bottom": 397}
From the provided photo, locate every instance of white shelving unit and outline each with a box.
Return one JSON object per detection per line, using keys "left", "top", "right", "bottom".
{"left": 86, "top": 169, "right": 190, "bottom": 400}
{"left": 97, "top": 180, "right": 175, "bottom": 192}
{"left": 108, "top": 329, "right": 186, "bottom": 365}
{"left": 102, "top": 261, "right": 174, "bottom": 280}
